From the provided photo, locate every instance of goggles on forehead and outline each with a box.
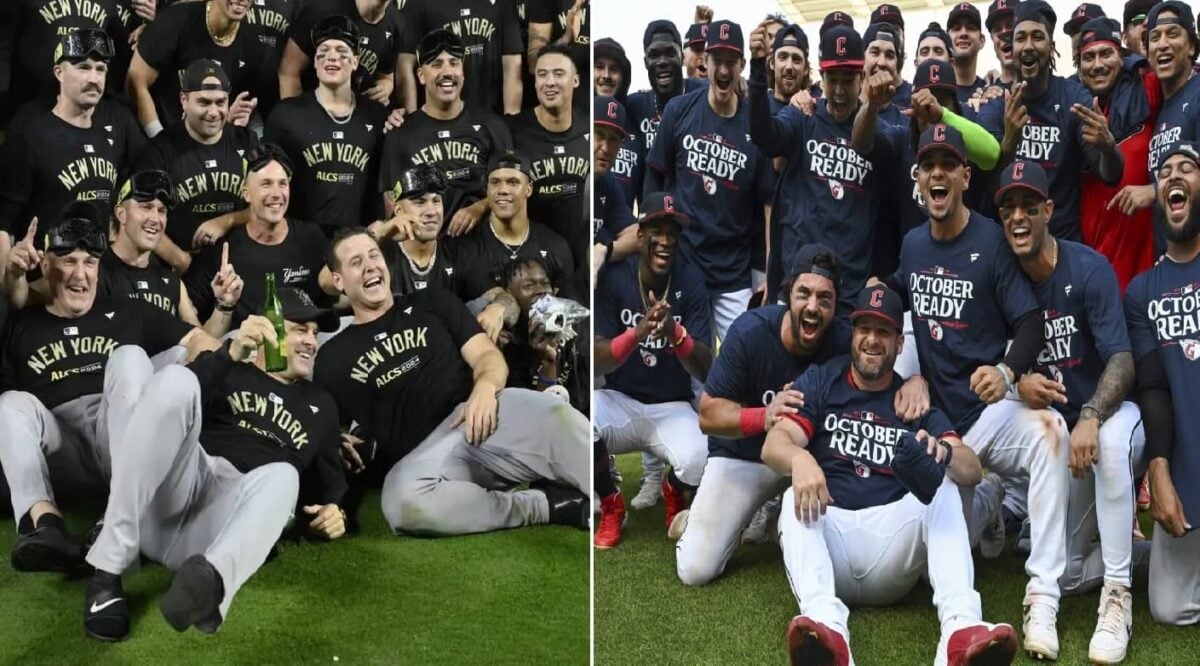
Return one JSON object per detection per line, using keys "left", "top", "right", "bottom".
{"left": 46, "top": 219, "right": 107, "bottom": 257}
{"left": 54, "top": 28, "right": 114, "bottom": 64}
{"left": 118, "top": 170, "right": 175, "bottom": 207}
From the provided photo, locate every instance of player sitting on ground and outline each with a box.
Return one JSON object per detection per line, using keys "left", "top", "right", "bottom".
{"left": 763, "top": 284, "right": 1017, "bottom": 666}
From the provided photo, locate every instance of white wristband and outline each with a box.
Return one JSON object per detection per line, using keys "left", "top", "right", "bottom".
{"left": 144, "top": 119, "right": 164, "bottom": 138}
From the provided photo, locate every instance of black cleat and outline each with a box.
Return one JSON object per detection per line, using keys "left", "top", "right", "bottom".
{"left": 11, "top": 523, "right": 84, "bottom": 573}
{"left": 532, "top": 481, "right": 589, "bottom": 530}
{"left": 84, "top": 571, "right": 129, "bottom": 642}
{"left": 160, "top": 555, "right": 224, "bottom": 633}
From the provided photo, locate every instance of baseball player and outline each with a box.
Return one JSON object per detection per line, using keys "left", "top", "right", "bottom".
{"left": 82, "top": 291, "right": 347, "bottom": 641}
{"left": 314, "top": 229, "right": 590, "bottom": 536}
{"left": 594, "top": 193, "right": 714, "bottom": 540}
{"left": 593, "top": 96, "right": 638, "bottom": 283}
{"left": 0, "top": 212, "right": 219, "bottom": 574}
{"left": 768, "top": 25, "right": 811, "bottom": 115}
{"left": 882, "top": 123, "right": 1070, "bottom": 660}
{"left": 986, "top": 0, "right": 1018, "bottom": 91}
{"left": 999, "top": 160, "right": 1143, "bottom": 663}
{"left": 764, "top": 284, "right": 1016, "bottom": 666}
{"left": 684, "top": 22, "right": 710, "bottom": 81}
{"left": 1064, "top": 4, "right": 1107, "bottom": 73}
{"left": 946, "top": 3, "right": 989, "bottom": 107}
{"left": 1122, "top": 0, "right": 1157, "bottom": 59}
{"left": 281, "top": 0, "right": 403, "bottom": 104}
{"left": 1145, "top": 3, "right": 1200, "bottom": 183}
{"left": 861, "top": 23, "right": 907, "bottom": 128}
{"left": 593, "top": 38, "right": 641, "bottom": 208}
{"left": 1125, "top": 140, "right": 1200, "bottom": 626}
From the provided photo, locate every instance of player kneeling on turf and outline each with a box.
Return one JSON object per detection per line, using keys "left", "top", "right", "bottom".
{"left": 762, "top": 285, "right": 1018, "bottom": 666}
{"left": 82, "top": 291, "right": 348, "bottom": 642}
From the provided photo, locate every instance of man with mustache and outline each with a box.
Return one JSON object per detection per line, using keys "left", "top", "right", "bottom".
{"left": 1125, "top": 141, "right": 1200, "bottom": 627}
{"left": 947, "top": 3, "right": 989, "bottom": 108}
{"left": 645, "top": 20, "right": 772, "bottom": 343}
{"left": 998, "top": 159, "right": 1143, "bottom": 663}
{"left": 594, "top": 193, "right": 714, "bottom": 545}
{"left": 1145, "top": 3, "right": 1200, "bottom": 187}
{"left": 763, "top": 284, "right": 1015, "bottom": 666}
{"left": 882, "top": 124, "right": 1069, "bottom": 660}
{"left": 768, "top": 25, "right": 811, "bottom": 115}
{"left": 377, "top": 30, "right": 512, "bottom": 236}
{"left": 593, "top": 38, "right": 641, "bottom": 208}
{"left": 977, "top": 0, "right": 1124, "bottom": 243}
{"left": 0, "top": 29, "right": 144, "bottom": 248}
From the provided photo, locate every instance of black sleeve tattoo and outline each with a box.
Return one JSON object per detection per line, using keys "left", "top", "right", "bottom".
{"left": 1087, "top": 351, "right": 1134, "bottom": 421}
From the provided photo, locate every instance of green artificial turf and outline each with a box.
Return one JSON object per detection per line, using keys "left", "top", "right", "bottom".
{"left": 595, "top": 454, "right": 1200, "bottom": 665}
{"left": 0, "top": 491, "right": 589, "bottom": 665}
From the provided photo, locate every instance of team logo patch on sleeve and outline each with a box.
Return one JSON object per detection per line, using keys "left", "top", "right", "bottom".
{"left": 928, "top": 319, "right": 943, "bottom": 341}
{"left": 829, "top": 179, "right": 844, "bottom": 200}
{"left": 702, "top": 175, "right": 716, "bottom": 195}
{"left": 1182, "top": 339, "right": 1200, "bottom": 361}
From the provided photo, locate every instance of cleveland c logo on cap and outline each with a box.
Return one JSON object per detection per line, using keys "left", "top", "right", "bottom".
{"left": 607, "top": 101, "right": 618, "bottom": 118}
{"left": 719, "top": 23, "right": 730, "bottom": 40}
{"left": 836, "top": 36, "right": 847, "bottom": 56}
{"left": 1077, "top": 6, "right": 1086, "bottom": 17}
{"left": 663, "top": 194, "right": 675, "bottom": 211}
{"left": 930, "top": 64, "right": 941, "bottom": 83}
{"left": 1012, "top": 161, "right": 1025, "bottom": 180}
{"left": 701, "top": 25, "right": 709, "bottom": 38}
{"left": 933, "top": 124, "right": 947, "bottom": 142}
{"left": 869, "top": 289, "right": 884, "bottom": 307}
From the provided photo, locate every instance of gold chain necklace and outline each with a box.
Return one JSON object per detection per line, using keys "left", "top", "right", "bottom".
{"left": 637, "top": 269, "right": 670, "bottom": 314}
{"left": 206, "top": 1, "right": 240, "bottom": 47}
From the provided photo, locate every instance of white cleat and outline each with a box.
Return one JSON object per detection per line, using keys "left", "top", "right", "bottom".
{"left": 1022, "top": 602, "right": 1059, "bottom": 661}
{"left": 1088, "top": 584, "right": 1132, "bottom": 664}
{"left": 667, "top": 509, "right": 689, "bottom": 540}
{"left": 631, "top": 470, "right": 664, "bottom": 510}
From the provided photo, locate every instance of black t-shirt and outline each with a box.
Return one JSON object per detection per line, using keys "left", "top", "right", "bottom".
{"left": 506, "top": 108, "right": 589, "bottom": 257}
{"left": 525, "top": 0, "right": 588, "bottom": 111}
{"left": 377, "top": 107, "right": 512, "bottom": 221}
{"left": 265, "top": 91, "right": 388, "bottom": 230}
{"left": 451, "top": 216, "right": 573, "bottom": 300}
{"left": 287, "top": 0, "right": 404, "bottom": 97}
{"left": 136, "top": 1, "right": 264, "bottom": 128}
{"left": 313, "top": 290, "right": 480, "bottom": 466}
{"left": 185, "top": 219, "right": 329, "bottom": 324}
{"left": 0, "top": 298, "right": 192, "bottom": 409}
{"left": 399, "top": 0, "right": 524, "bottom": 113}
{"left": 97, "top": 248, "right": 183, "bottom": 317}
{"left": 241, "top": 0, "right": 301, "bottom": 115}
{"left": 136, "top": 123, "right": 259, "bottom": 249}
{"left": 381, "top": 240, "right": 467, "bottom": 298}
{"left": 189, "top": 349, "right": 345, "bottom": 504}
{"left": 0, "top": 101, "right": 145, "bottom": 239}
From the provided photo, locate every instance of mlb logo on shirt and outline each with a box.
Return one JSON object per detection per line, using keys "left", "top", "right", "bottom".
{"left": 333, "top": 131, "right": 344, "bottom": 139}
{"left": 862, "top": 411, "right": 874, "bottom": 422}
{"left": 438, "top": 130, "right": 451, "bottom": 139}
{"left": 374, "top": 332, "right": 388, "bottom": 341}
{"left": 136, "top": 280, "right": 148, "bottom": 290}
{"left": 854, "top": 462, "right": 871, "bottom": 478}
{"left": 460, "top": 8, "right": 471, "bottom": 16}
{"left": 64, "top": 326, "right": 79, "bottom": 336}
{"left": 84, "top": 145, "right": 95, "bottom": 154}
{"left": 554, "top": 146, "right": 565, "bottom": 155}
{"left": 269, "top": 393, "right": 283, "bottom": 405}
{"left": 1184, "top": 283, "right": 1197, "bottom": 295}
{"left": 1181, "top": 339, "right": 1200, "bottom": 361}
{"left": 205, "top": 159, "right": 218, "bottom": 168}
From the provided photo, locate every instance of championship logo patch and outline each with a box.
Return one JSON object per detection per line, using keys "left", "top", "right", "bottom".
{"left": 928, "top": 319, "right": 943, "bottom": 341}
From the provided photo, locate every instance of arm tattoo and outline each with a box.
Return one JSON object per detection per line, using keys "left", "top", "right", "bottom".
{"left": 1088, "top": 351, "right": 1134, "bottom": 421}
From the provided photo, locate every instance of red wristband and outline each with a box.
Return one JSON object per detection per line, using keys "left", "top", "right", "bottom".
{"left": 739, "top": 407, "right": 767, "bottom": 436}
{"left": 611, "top": 328, "right": 637, "bottom": 364}
{"left": 673, "top": 332, "right": 695, "bottom": 358}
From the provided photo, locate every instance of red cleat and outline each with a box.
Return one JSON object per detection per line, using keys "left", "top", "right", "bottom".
{"left": 594, "top": 491, "right": 626, "bottom": 550}
{"left": 947, "top": 623, "right": 1017, "bottom": 666}
{"left": 661, "top": 476, "right": 687, "bottom": 531}
{"left": 786, "top": 615, "right": 850, "bottom": 666}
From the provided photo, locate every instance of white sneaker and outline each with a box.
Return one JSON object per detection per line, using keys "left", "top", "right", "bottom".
{"left": 631, "top": 469, "right": 663, "bottom": 509}
{"left": 741, "top": 495, "right": 782, "bottom": 545}
{"left": 978, "top": 475, "right": 1006, "bottom": 559}
{"left": 667, "top": 509, "right": 689, "bottom": 540}
{"left": 1088, "top": 584, "right": 1132, "bottom": 664}
{"left": 1022, "top": 602, "right": 1059, "bottom": 661}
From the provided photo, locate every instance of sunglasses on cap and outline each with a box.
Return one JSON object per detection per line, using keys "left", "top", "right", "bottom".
{"left": 244, "top": 143, "right": 294, "bottom": 177}
{"left": 54, "top": 28, "right": 114, "bottom": 64}
{"left": 418, "top": 29, "right": 466, "bottom": 64}
{"left": 312, "top": 15, "right": 361, "bottom": 52}
{"left": 45, "top": 219, "right": 107, "bottom": 257}
{"left": 118, "top": 170, "right": 175, "bottom": 207}
{"left": 391, "top": 165, "right": 448, "bottom": 201}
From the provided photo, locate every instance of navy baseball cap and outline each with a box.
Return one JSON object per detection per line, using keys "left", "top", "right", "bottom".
{"left": 1065, "top": 3, "right": 1106, "bottom": 36}
{"left": 820, "top": 12, "right": 855, "bottom": 38}
{"left": 685, "top": 23, "right": 709, "bottom": 49}
{"left": 995, "top": 160, "right": 1050, "bottom": 205}
{"left": 917, "top": 22, "right": 954, "bottom": 55}
{"left": 986, "top": 0, "right": 1017, "bottom": 31}
{"left": 594, "top": 96, "right": 629, "bottom": 137}
{"left": 948, "top": 2, "right": 982, "bottom": 30}
{"left": 820, "top": 25, "right": 865, "bottom": 71}
{"left": 913, "top": 58, "right": 956, "bottom": 94}
{"left": 180, "top": 58, "right": 231, "bottom": 93}
{"left": 1015, "top": 0, "right": 1058, "bottom": 35}
{"left": 1159, "top": 140, "right": 1200, "bottom": 167}
{"left": 1124, "top": 0, "right": 1156, "bottom": 28}
{"left": 643, "top": 20, "right": 682, "bottom": 50}
{"left": 917, "top": 123, "right": 967, "bottom": 164}
{"left": 773, "top": 24, "right": 809, "bottom": 54}
{"left": 1077, "top": 17, "right": 1123, "bottom": 54}
{"left": 595, "top": 37, "right": 627, "bottom": 60}
{"left": 851, "top": 284, "right": 904, "bottom": 331}
{"left": 639, "top": 192, "right": 689, "bottom": 228}
{"left": 705, "top": 20, "right": 743, "bottom": 54}
{"left": 864, "top": 23, "right": 901, "bottom": 49}
{"left": 871, "top": 4, "right": 905, "bottom": 29}
{"left": 787, "top": 243, "right": 841, "bottom": 290}
{"left": 1146, "top": 1, "right": 1196, "bottom": 37}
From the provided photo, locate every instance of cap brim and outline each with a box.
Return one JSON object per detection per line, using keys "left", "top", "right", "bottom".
{"left": 916, "top": 143, "right": 967, "bottom": 164}
{"left": 993, "top": 182, "right": 1048, "bottom": 205}
{"left": 849, "top": 310, "right": 903, "bottom": 330}
{"left": 286, "top": 308, "right": 340, "bottom": 333}
{"left": 705, "top": 44, "right": 744, "bottom": 55}
{"left": 638, "top": 211, "right": 689, "bottom": 228}
{"left": 985, "top": 11, "right": 1015, "bottom": 29}
{"left": 948, "top": 11, "right": 982, "bottom": 27}
{"left": 819, "top": 58, "right": 865, "bottom": 70}
{"left": 594, "top": 119, "right": 629, "bottom": 137}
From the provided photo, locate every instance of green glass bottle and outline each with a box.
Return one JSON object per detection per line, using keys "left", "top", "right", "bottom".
{"left": 262, "top": 273, "right": 288, "bottom": 372}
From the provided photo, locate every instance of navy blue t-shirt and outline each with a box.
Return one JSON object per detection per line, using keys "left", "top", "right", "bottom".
{"left": 787, "top": 356, "right": 957, "bottom": 511}
{"left": 612, "top": 132, "right": 644, "bottom": 209}
{"left": 1148, "top": 74, "right": 1200, "bottom": 178}
{"left": 595, "top": 255, "right": 714, "bottom": 404}
{"left": 703, "top": 305, "right": 851, "bottom": 462}
{"left": 977, "top": 76, "right": 1113, "bottom": 241}
{"left": 893, "top": 213, "right": 1039, "bottom": 431}
{"left": 1031, "top": 241, "right": 1131, "bottom": 426}
{"left": 625, "top": 81, "right": 710, "bottom": 174}
{"left": 957, "top": 77, "right": 987, "bottom": 109}
{"left": 646, "top": 89, "right": 774, "bottom": 292}
{"left": 1125, "top": 253, "right": 1200, "bottom": 525}
{"left": 594, "top": 171, "right": 635, "bottom": 244}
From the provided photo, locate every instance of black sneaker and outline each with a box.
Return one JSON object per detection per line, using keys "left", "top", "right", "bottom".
{"left": 11, "top": 522, "right": 84, "bottom": 573}
{"left": 160, "top": 555, "right": 224, "bottom": 633}
{"left": 84, "top": 571, "right": 129, "bottom": 642}
{"left": 532, "top": 481, "right": 589, "bottom": 530}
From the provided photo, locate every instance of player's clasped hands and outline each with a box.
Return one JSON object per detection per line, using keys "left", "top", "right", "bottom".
{"left": 1015, "top": 373, "right": 1067, "bottom": 410}
{"left": 905, "top": 89, "right": 944, "bottom": 126}
{"left": 340, "top": 432, "right": 366, "bottom": 473}
{"left": 303, "top": 504, "right": 346, "bottom": 540}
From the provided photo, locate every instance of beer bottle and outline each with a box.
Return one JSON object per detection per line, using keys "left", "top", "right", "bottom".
{"left": 262, "top": 273, "right": 288, "bottom": 372}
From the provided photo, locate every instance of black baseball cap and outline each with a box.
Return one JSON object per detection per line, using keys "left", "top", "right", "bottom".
{"left": 864, "top": 23, "right": 901, "bottom": 50}
{"left": 180, "top": 58, "right": 231, "bottom": 93}
{"left": 705, "top": 20, "right": 743, "bottom": 55}
{"left": 312, "top": 15, "right": 361, "bottom": 52}
{"left": 488, "top": 150, "right": 532, "bottom": 178}
{"left": 643, "top": 20, "right": 682, "bottom": 50}
{"left": 685, "top": 23, "right": 709, "bottom": 49}
{"left": 1146, "top": 1, "right": 1197, "bottom": 37}
{"left": 851, "top": 284, "right": 904, "bottom": 331}
{"left": 820, "top": 12, "right": 855, "bottom": 38}
{"left": 639, "top": 192, "right": 689, "bottom": 228}
{"left": 948, "top": 3, "right": 982, "bottom": 30}
{"left": 986, "top": 0, "right": 1017, "bottom": 31}
{"left": 117, "top": 170, "right": 175, "bottom": 207}
{"left": 1124, "top": 0, "right": 1156, "bottom": 28}
{"left": 773, "top": 24, "right": 809, "bottom": 53}
{"left": 47, "top": 202, "right": 107, "bottom": 257}
{"left": 1065, "top": 4, "right": 1106, "bottom": 36}
{"left": 820, "top": 25, "right": 865, "bottom": 71}
{"left": 594, "top": 95, "right": 629, "bottom": 137}
{"left": 1159, "top": 140, "right": 1200, "bottom": 168}
{"left": 595, "top": 37, "right": 627, "bottom": 61}
{"left": 54, "top": 28, "right": 114, "bottom": 64}
{"left": 917, "top": 123, "right": 967, "bottom": 164}
{"left": 913, "top": 58, "right": 957, "bottom": 94}
{"left": 1015, "top": 0, "right": 1058, "bottom": 36}
{"left": 279, "top": 288, "right": 339, "bottom": 333}
{"left": 917, "top": 22, "right": 954, "bottom": 55}
{"left": 417, "top": 28, "right": 465, "bottom": 65}
{"left": 1078, "top": 17, "right": 1123, "bottom": 54}
{"left": 995, "top": 160, "right": 1050, "bottom": 205}
{"left": 787, "top": 243, "right": 841, "bottom": 291}
{"left": 245, "top": 143, "right": 294, "bottom": 177}
{"left": 390, "top": 164, "right": 447, "bottom": 202}
{"left": 871, "top": 4, "right": 905, "bottom": 29}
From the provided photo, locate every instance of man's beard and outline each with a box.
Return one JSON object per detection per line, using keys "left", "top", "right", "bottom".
{"left": 851, "top": 348, "right": 894, "bottom": 382}
{"left": 1155, "top": 196, "right": 1200, "bottom": 243}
